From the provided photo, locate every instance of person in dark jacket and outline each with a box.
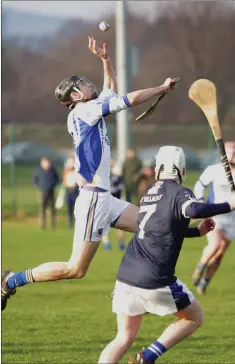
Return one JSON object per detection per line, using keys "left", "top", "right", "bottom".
{"left": 33, "top": 157, "right": 60, "bottom": 229}
{"left": 102, "top": 160, "right": 126, "bottom": 251}
{"left": 56, "top": 156, "right": 79, "bottom": 229}
{"left": 122, "top": 148, "right": 142, "bottom": 204}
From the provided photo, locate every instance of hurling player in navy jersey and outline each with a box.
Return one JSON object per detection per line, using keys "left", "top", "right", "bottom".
{"left": 98, "top": 146, "right": 235, "bottom": 364}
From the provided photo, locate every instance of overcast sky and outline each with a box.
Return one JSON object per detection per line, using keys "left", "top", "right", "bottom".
{"left": 2, "top": 1, "right": 160, "bottom": 20}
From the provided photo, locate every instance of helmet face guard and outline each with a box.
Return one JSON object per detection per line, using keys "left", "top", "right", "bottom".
{"left": 55, "top": 75, "right": 98, "bottom": 108}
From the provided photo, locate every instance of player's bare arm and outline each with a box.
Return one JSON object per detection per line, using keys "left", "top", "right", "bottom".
{"left": 88, "top": 36, "right": 116, "bottom": 91}
{"left": 126, "top": 77, "right": 178, "bottom": 106}
{"left": 185, "top": 218, "right": 215, "bottom": 238}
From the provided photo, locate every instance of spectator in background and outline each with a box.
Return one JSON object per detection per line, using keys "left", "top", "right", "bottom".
{"left": 102, "top": 160, "right": 126, "bottom": 251}
{"left": 122, "top": 148, "right": 142, "bottom": 204}
{"left": 137, "top": 165, "right": 155, "bottom": 203}
{"left": 56, "top": 156, "right": 79, "bottom": 228}
{"left": 33, "top": 157, "right": 60, "bottom": 229}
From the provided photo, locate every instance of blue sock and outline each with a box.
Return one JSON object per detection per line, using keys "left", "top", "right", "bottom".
{"left": 119, "top": 240, "right": 126, "bottom": 250}
{"left": 7, "top": 269, "right": 34, "bottom": 289}
{"left": 196, "top": 263, "right": 206, "bottom": 271}
{"left": 143, "top": 341, "right": 167, "bottom": 362}
{"left": 199, "top": 276, "right": 210, "bottom": 287}
{"left": 103, "top": 241, "right": 111, "bottom": 251}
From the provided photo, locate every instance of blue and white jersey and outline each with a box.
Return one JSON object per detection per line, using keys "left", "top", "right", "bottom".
{"left": 67, "top": 89, "right": 131, "bottom": 190}
{"left": 194, "top": 163, "right": 235, "bottom": 204}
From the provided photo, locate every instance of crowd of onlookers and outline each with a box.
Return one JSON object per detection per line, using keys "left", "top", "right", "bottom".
{"left": 33, "top": 149, "right": 154, "bottom": 249}
{"left": 33, "top": 156, "right": 79, "bottom": 230}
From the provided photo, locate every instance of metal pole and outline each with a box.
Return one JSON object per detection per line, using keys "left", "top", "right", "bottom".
{"left": 116, "top": 0, "right": 130, "bottom": 164}
{"left": 8, "top": 123, "right": 17, "bottom": 214}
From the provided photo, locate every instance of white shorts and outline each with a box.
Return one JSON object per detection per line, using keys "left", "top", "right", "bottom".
{"left": 74, "top": 188, "right": 130, "bottom": 242}
{"left": 208, "top": 213, "right": 235, "bottom": 242}
{"left": 112, "top": 279, "right": 194, "bottom": 316}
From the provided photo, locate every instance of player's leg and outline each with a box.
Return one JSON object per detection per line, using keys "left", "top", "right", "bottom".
{"left": 99, "top": 281, "right": 145, "bottom": 363}
{"left": 131, "top": 300, "right": 203, "bottom": 364}
{"left": 40, "top": 191, "right": 48, "bottom": 229}
{"left": 196, "top": 233, "right": 231, "bottom": 295}
{"left": 130, "top": 281, "right": 203, "bottom": 363}
{"left": 110, "top": 192, "right": 126, "bottom": 250}
{"left": 98, "top": 313, "right": 142, "bottom": 364}
{"left": 102, "top": 233, "right": 112, "bottom": 250}
{"left": 110, "top": 197, "right": 139, "bottom": 234}
{"left": 2, "top": 190, "right": 105, "bottom": 310}
{"left": 49, "top": 190, "right": 56, "bottom": 229}
{"left": 158, "top": 299, "right": 203, "bottom": 347}
{"left": 192, "top": 229, "right": 220, "bottom": 286}
{"left": 117, "top": 229, "right": 126, "bottom": 250}
{"left": 4, "top": 218, "right": 100, "bottom": 283}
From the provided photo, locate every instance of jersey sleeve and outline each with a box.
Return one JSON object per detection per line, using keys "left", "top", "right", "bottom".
{"left": 175, "top": 187, "right": 198, "bottom": 219}
{"left": 194, "top": 165, "right": 214, "bottom": 201}
{"left": 74, "top": 94, "right": 131, "bottom": 126}
{"left": 99, "top": 88, "right": 117, "bottom": 98}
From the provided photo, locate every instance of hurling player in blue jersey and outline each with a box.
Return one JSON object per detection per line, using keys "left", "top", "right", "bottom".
{"left": 2, "top": 37, "right": 178, "bottom": 311}
{"left": 98, "top": 146, "right": 235, "bottom": 364}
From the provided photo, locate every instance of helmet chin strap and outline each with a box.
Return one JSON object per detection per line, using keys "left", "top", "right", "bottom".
{"left": 72, "top": 87, "right": 97, "bottom": 103}
{"left": 156, "top": 165, "right": 182, "bottom": 184}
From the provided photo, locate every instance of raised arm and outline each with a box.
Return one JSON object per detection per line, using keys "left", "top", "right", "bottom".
{"left": 88, "top": 37, "right": 116, "bottom": 91}
{"left": 194, "top": 165, "right": 214, "bottom": 201}
{"left": 77, "top": 77, "right": 177, "bottom": 126}
{"left": 102, "top": 55, "right": 116, "bottom": 91}
{"left": 126, "top": 78, "right": 174, "bottom": 106}
{"left": 177, "top": 187, "right": 235, "bottom": 221}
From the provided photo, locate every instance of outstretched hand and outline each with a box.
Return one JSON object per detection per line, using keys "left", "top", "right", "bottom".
{"left": 163, "top": 77, "right": 180, "bottom": 93}
{"left": 88, "top": 36, "right": 109, "bottom": 60}
{"left": 198, "top": 218, "right": 215, "bottom": 236}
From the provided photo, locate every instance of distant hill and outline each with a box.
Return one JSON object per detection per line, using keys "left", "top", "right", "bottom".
{"left": 2, "top": 6, "right": 93, "bottom": 51}
{"left": 2, "top": 7, "right": 68, "bottom": 37}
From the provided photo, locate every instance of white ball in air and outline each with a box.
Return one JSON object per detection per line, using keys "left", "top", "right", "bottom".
{"left": 99, "top": 21, "right": 110, "bottom": 32}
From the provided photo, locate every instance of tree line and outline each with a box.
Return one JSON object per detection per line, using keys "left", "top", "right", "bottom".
{"left": 2, "top": 1, "right": 235, "bottom": 126}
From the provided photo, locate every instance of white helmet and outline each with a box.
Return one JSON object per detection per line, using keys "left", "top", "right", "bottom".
{"left": 155, "top": 146, "right": 186, "bottom": 183}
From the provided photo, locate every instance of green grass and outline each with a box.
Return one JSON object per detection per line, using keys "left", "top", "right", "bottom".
{"left": 2, "top": 166, "right": 64, "bottom": 217}
{"left": 2, "top": 169, "right": 234, "bottom": 363}
{"left": 2, "top": 166, "right": 199, "bottom": 218}
{"left": 2, "top": 219, "right": 235, "bottom": 363}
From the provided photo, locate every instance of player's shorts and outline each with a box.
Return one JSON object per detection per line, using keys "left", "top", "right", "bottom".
{"left": 112, "top": 279, "right": 195, "bottom": 316}
{"left": 74, "top": 187, "right": 130, "bottom": 242}
{"left": 208, "top": 213, "right": 235, "bottom": 242}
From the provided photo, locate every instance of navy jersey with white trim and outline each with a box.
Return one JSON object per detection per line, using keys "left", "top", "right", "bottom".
{"left": 67, "top": 89, "right": 131, "bottom": 189}
{"left": 116, "top": 180, "right": 196, "bottom": 289}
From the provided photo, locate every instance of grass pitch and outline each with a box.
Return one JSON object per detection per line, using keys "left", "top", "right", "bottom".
{"left": 2, "top": 219, "right": 235, "bottom": 363}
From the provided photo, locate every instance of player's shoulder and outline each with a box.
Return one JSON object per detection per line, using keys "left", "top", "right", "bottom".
{"left": 175, "top": 184, "right": 194, "bottom": 200}
{"left": 203, "top": 163, "right": 221, "bottom": 174}
{"left": 99, "top": 88, "right": 117, "bottom": 99}
{"left": 69, "top": 102, "right": 95, "bottom": 122}
{"left": 175, "top": 182, "right": 192, "bottom": 193}
{"left": 165, "top": 179, "right": 187, "bottom": 193}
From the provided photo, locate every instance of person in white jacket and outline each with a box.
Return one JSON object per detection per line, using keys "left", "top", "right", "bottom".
{"left": 192, "top": 142, "right": 235, "bottom": 295}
